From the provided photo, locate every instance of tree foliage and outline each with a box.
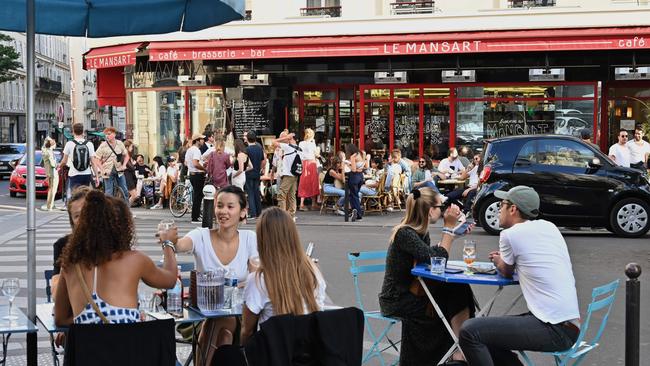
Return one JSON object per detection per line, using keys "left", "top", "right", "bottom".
{"left": 0, "top": 33, "right": 22, "bottom": 84}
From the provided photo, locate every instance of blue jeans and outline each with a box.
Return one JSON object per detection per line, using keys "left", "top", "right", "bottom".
{"left": 323, "top": 183, "right": 345, "bottom": 207}
{"left": 347, "top": 172, "right": 364, "bottom": 218}
{"left": 360, "top": 186, "right": 376, "bottom": 196}
{"left": 413, "top": 180, "right": 440, "bottom": 193}
{"left": 459, "top": 313, "right": 578, "bottom": 366}
{"left": 245, "top": 176, "right": 262, "bottom": 217}
{"left": 103, "top": 172, "right": 129, "bottom": 203}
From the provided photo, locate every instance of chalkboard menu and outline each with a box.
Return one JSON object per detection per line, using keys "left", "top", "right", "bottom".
{"left": 228, "top": 100, "right": 271, "bottom": 138}
{"left": 484, "top": 111, "right": 554, "bottom": 139}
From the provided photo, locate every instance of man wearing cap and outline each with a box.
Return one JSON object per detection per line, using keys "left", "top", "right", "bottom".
{"left": 185, "top": 133, "right": 206, "bottom": 224}
{"left": 580, "top": 128, "right": 598, "bottom": 148}
{"left": 459, "top": 186, "right": 580, "bottom": 366}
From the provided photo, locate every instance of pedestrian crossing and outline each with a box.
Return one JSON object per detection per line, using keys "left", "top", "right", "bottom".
{"left": 0, "top": 213, "right": 196, "bottom": 358}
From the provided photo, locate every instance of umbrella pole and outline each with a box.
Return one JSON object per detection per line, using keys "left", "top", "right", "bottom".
{"left": 26, "top": 0, "right": 38, "bottom": 364}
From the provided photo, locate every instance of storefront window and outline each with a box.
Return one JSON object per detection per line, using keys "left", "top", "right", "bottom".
{"left": 364, "top": 102, "right": 389, "bottom": 156}
{"left": 394, "top": 88, "right": 420, "bottom": 99}
{"left": 607, "top": 87, "right": 650, "bottom": 147}
{"left": 129, "top": 90, "right": 185, "bottom": 160}
{"left": 458, "top": 85, "right": 594, "bottom": 99}
{"left": 394, "top": 102, "right": 419, "bottom": 159}
{"left": 303, "top": 102, "right": 336, "bottom": 153}
{"left": 190, "top": 89, "right": 226, "bottom": 135}
{"left": 364, "top": 88, "right": 390, "bottom": 100}
{"left": 423, "top": 102, "right": 450, "bottom": 160}
{"left": 423, "top": 88, "right": 450, "bottom": 98}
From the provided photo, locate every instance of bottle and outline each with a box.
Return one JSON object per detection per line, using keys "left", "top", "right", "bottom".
{"left": 167, "top": 266, "right": 182, "bottom": 315}
{"left": 224, "top": 268, "right": 238, "bottom": 309}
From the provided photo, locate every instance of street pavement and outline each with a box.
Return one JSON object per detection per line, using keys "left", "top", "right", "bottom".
{"left": 0, "top": 198, "right": 648, "bottom": 365}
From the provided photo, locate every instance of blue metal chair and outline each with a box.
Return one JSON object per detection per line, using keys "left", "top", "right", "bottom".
{"left": 519, "top": 279, "right": 620, "bottom": 366}
{"left": 348, "top": 251, "right": 400, "bottom": 366}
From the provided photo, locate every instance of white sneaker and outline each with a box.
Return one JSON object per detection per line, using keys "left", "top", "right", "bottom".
{"left": 191, "top": 220, "right": 202, "bottom": 224}
{"left": 336, "top": 209, "right": 345, "bottom": 216}
{"left": 150, "top": 204, "right": 163, "bottom": 210}
{"left": 386, "top": 207, "right": 394, "bottom": 212}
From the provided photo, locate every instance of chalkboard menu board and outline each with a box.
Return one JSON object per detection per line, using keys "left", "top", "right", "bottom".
{"left": 228, "top": 100, "right": 271, "bottom": 137}
{"left": 484, "top": 111, "right": 554, "bottom": 139}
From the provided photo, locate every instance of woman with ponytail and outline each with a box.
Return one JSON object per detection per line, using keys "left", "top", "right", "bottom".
{"left": 379, "top": 187, "right": 475, "bottom": 366}
{"left": 54, "top": 190, "right": 178, "bottom": 325}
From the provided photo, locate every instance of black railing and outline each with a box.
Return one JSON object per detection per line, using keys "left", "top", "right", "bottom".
{"left": 390, "top": 1, "right": 435, "bottom": 15}
{"left": 300, "top": 6, "right": 341, "bottom": 17}
{"left": 508, "top": 0, "right": 556, "bottom": 7}
{"left": 36, "top": 77, "right": 62, "bottom": 94}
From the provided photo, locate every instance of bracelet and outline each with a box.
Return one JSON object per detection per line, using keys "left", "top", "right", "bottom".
{"left": 161, "top": 240, "right": 177, "bottom": 253}
{"left": 441, "top": 228, "right": 455, "bottom": 237}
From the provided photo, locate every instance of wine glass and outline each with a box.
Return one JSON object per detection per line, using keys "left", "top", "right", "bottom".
{"left": 463, "top": 240, "right": 477, "bottom": 275}
{"left": 157, "top": 219, "right": 177, "bottom": 260}
{"left": 2, "top": 278, "right": 20, "bottom": 320}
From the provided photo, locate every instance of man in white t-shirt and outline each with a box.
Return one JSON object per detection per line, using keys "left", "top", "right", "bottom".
{"left": 460, "top": 186, "right": 580, "bottom": 366}
{"left": 437, "top": 147, "right": 466, "bottom": 177}
{"left": 184, "top": 133, "right": 205, "bottom": 223}
{"left": 608, "top": 130, "right": 631, "bottom": 168}
{"left": 58, "top": 123, "right": 98, "bottom": 196}
{"left": 272, "top": 132, "right": 300, "bottom": 218}
{"left": 626, "top": 127, "right": 650, "bottom": 170}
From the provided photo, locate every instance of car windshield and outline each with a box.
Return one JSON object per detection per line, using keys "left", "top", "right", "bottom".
{"left": 0, "top": 145, "right": 25, "bottom": 155}
{"left": 18, "top": 151, "right": 62, "bottom": 167}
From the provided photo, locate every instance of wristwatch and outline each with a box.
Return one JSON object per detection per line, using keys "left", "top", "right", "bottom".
{"left": 161, "top": 240, "right": 177, "bottom": 253}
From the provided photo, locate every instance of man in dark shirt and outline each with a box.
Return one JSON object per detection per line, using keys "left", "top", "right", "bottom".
{"left": 135, "top": 154, "right": 151, "bottom": 178}
{"left": 245, "top": 131, "right": 267, "bottom": 218}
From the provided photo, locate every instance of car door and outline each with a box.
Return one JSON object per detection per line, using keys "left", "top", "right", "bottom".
{"left": 532, "top": 139, "right": 612, "bottom": 220}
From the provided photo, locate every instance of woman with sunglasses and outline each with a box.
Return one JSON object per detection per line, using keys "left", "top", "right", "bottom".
{"left": 379, "top": 187, "right": 474, "bottom": 366}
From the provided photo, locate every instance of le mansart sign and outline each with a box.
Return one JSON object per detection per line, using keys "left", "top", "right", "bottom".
{"left": 148, "top": 34, "right": 650, "bottom": 62}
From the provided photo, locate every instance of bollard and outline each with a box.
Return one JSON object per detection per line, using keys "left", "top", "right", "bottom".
{"left": 625, "top": 263, "right": 641, "bottom": 366}
{"left": 202, "top": 184, "right": 216, "bottom": 229}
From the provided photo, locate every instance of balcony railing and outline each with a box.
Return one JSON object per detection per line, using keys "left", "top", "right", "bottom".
{"left": 508, "top": 0, "right": 556, "bottom": 8}
{"left": 300, "top": 6, "right": 341, "bottom": 17}
{"left": 36, "top": 77, "right": 62, "bottom": 95}
{"left": 390, "top": 1, "right": 435, "bottom": 15}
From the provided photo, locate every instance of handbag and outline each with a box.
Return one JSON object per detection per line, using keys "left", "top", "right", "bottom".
{"left": 75, "top": 264, "right": 110, "bottom": 324}
{"left": 106, "top": 141, "right": 124, "bottom": 164}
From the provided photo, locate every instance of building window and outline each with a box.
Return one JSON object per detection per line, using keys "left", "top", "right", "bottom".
{"left": 508, "top": 0, "right": 556, "bottom": 8}
{"left": 391, "top": 1, "right": 435, "bottom": 15}
{"left": 301, "top": 0, "right": 341, "bottom": 17}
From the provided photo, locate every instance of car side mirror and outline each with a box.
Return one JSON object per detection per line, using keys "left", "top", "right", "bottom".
{"left": 588, "top": 158, "right": 602, "bottom": 169}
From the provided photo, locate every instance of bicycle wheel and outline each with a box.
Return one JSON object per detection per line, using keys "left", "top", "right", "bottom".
{"left": 170, "top": 184, "right": 189, "bottom": 217}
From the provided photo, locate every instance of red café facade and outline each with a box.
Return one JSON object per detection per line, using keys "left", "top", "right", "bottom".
{"left": 84, "top": 27, "right": 650, "bottom": 161}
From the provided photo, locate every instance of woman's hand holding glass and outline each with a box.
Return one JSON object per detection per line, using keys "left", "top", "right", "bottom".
{"left": 157, "top": 219, "right": 178, "bottom": 244}
{"left": 442, "top": 204, "right": 462, "bottom": 229}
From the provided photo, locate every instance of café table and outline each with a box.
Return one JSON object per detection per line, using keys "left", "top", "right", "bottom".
{"left": 36, "top": 302, "right": 241, "bottom": 366}
{"left": 0, "top": 305, "right": 38, "bottom": 365}
{"left": 436, "top": 178, "right": 468, "bottom": 192}
{"left": 411, "top": 261, "right": 520, "bottom": 365}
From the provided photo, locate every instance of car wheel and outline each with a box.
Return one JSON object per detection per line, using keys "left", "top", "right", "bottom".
{"left": 609, "top": 198, "right": 650, "bottom": 238}
{"left": 479, "top": 196, "right": 502, "bottom": 235}
{"left": 9, "top": 190, "right": 16, "bottom": 197}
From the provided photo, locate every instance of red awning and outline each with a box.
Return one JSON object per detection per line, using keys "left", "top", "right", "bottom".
{"left": 84, "top": 42, "right": 145, "bottom": 70}
{"left": 97, "top": 67, "right": 126, "bottom": 107}
{"left": 147, "top": 27, "right": 650, "bottom": 61}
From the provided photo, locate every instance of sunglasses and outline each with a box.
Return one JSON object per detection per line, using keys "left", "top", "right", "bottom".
{"left": 621, "top": 135, "right": 629, "bottom": 138}
{"left": 419, "top": 160, "right": 426, "bottom": 163}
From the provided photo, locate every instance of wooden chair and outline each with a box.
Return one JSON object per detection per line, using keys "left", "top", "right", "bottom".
{"left": 362, "top": 173, "right": 387, "bottom": 214}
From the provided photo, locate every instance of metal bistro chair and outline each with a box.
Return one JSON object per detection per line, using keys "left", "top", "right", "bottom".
{"left": 348, "top": 251, "right": 400, "bottom": 366}
{"left": 44, "top": 269, "right": 63, "bottom": 366}
{"left": 519, "top": 279, "right": 620, "bottom": 366}
{"left": 362, "top": 173, "right": 387, "bottom": 215}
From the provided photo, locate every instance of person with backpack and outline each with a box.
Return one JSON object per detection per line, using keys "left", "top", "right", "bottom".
{"left": 58, "top": 123, "right": 98, "bottom": 196}
{"left": 95, "top": 127, "right": 129, "bottom": 203}
{"left": 272, "top": 131, "right": 302, "bottom": 219}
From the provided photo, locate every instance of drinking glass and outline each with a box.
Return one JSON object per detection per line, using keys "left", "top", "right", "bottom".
{"left": 430, "top": 257, "right": 446, "bottom": 275}
{"left": 157, "top": 219, "right": 177, "bottom": 237}
{"left": 463, "top": 240, "right": 477, "bottom": 275}
{"left": 2, "top": 278, "right": 20, "bottom": 320}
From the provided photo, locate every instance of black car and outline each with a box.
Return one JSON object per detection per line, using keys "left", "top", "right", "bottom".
{"left": 472, "top": 135, "right": 650, "bottom": 238}
{"left": 0, "top": 143, "right": 26, "bottom": 179}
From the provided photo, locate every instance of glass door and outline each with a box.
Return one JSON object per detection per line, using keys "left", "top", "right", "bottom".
{"left": 188, "top": 88, "right": 226, "bottom": 137}
{"left": 423, "top": 102, "right": 450, "bottom": 160}
{"left": 393, "top": 101, "right": 419, "bottom": 160}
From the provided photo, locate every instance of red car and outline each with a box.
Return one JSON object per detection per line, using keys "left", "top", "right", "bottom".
{"left": 9, "top": 150, "right": 63, "bottom": 198}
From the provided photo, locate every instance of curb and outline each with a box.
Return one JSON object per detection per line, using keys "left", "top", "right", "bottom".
{"left": 0, "top": 212, "right": 66, "bottom": 245}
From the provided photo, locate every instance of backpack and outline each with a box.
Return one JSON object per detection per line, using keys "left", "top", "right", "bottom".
{"left": 285, "top": 145, "right": 303, "bottom": 176}
{"left": 72, "top": 140, "right": 90, "bottom": 171}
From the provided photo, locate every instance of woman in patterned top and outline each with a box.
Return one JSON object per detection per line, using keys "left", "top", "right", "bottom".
{"left": 54, "top": 190, "right": 178, "bottom": 325}
{"left": 379, "top": 187, "right": 475, "bottom": 365}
